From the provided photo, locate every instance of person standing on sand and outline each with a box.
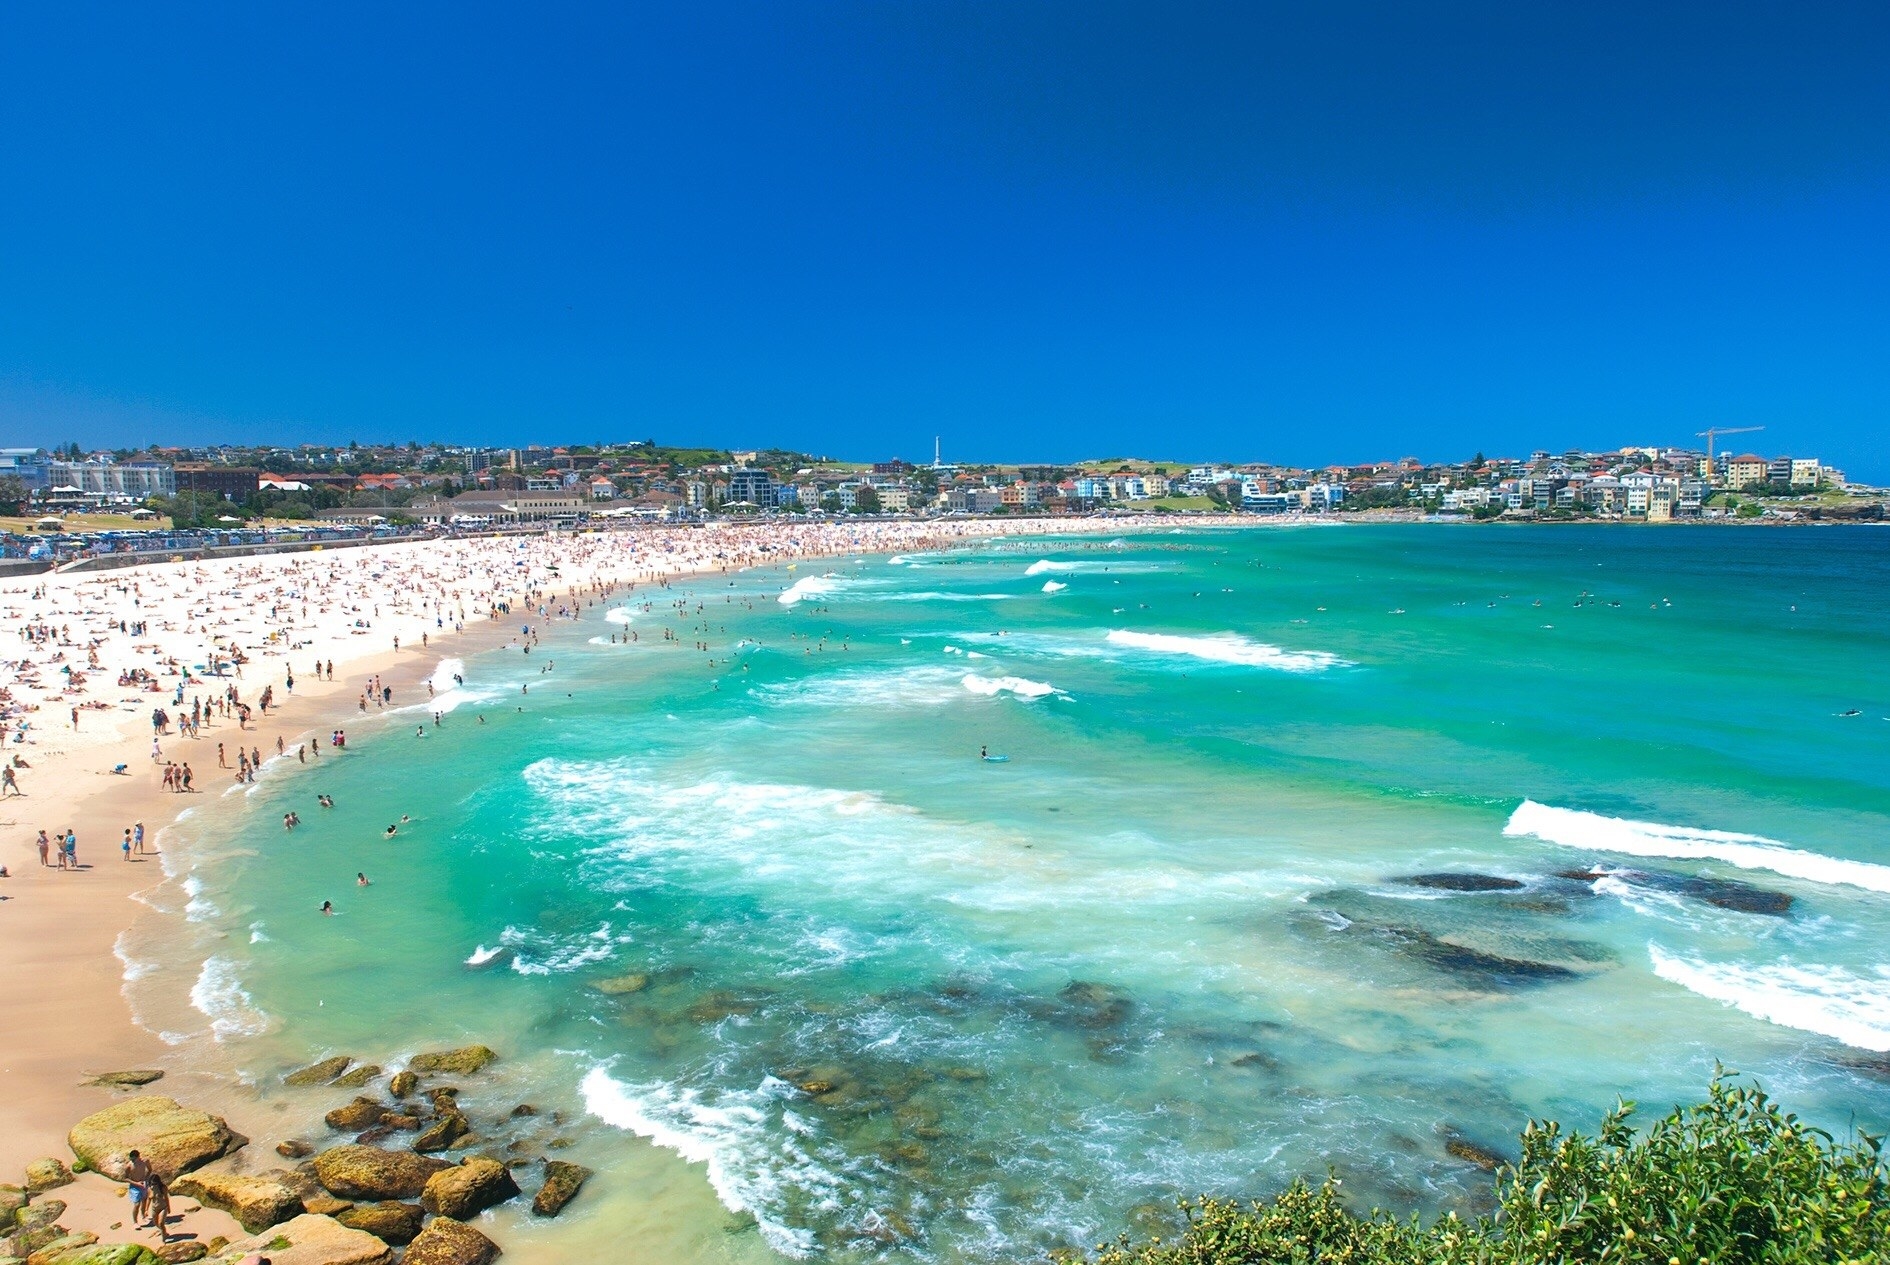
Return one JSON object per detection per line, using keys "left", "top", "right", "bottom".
{"left": 36, "top": 830, "right": 50, "bottom": 866}
{"left": 0, "top": 765, "right": 18, "bottom": 796}
{"left": 134, "top": 821, "right": 145, "bottom": 854}
{"left": 123, "top": 829, "right": 132, "bottom": 862}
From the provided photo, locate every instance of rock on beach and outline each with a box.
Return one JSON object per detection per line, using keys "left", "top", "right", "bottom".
{"left": 67, "top": 1098, "right": 241, "bottom": 1181}
{"left": 220, "top": 1212, "right": 394, "bottom": 1265}
{"left": 170, "top": 1169, "right": 306, "bottom": 1234}
{"left": 420, "top": 1159, "right": 519, "bottom": 1221}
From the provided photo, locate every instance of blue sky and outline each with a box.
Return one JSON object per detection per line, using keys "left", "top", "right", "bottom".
{"left": 2, "top": 3, "right": 1886, "bottom": 476}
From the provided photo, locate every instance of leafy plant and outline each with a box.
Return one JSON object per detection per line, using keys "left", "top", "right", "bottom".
{"left": 1090, "top": 1075, "right": 1886, "bottom": 1265}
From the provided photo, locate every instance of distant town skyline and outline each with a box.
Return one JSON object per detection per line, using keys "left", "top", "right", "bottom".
{"left": 2, "top": 5, "right": 1886, "bottom": 479}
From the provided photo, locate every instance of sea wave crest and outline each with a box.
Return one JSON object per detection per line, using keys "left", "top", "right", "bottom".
{"left": 1649, "top": 946, "right": 1890, "bottom": 1051}
{"left": 1104, "top": 629, "right": 1349, "bottom": 672}
{"left": 1505, "top": 801, "right": 1890, "bottom": 894}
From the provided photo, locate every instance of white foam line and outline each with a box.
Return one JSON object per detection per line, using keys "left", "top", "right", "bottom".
{"left": 1506, "top": 800, "right": 1890, "bottom": 894}
{"left": 1105, "top": 629, "right": 1347, "bottom": 673}
{"left": 1650, "top": 945, "right": 1890, "bottom": 1051}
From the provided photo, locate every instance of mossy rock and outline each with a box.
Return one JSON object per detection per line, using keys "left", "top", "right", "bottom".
{"left": 333, "top": 1201, "right": 423, "bottom": 1246}
{"left": 387, "top": 1073, "right": 417, "bottom": 1100}
{"left": 0, "top": 1185, "right": 27, "bottom": 1224}
{"left": 81, "top": 1071, "right": 165, "bottom": 1091}
{"left": 531, "top": 1160, "right": 591, "bottom": 1217}
{"left": 67, "top": 1098, "right": 239, "bottom": 1182}
{"left": 400, "top": 1217, "right": 498, "bottom": 1265}
{"left": 22, "top": 1228, "right": 94, "bottom": 1260}
{"left": 410, "top": 1112, "right": 469, "bottom": 1154}
{"left": 310, "top": 1145, "right": 448, "bottom": 1201}
{"left": 221, "top": 1213, "right": 392, "bottom": 1265}
{"left": 16, "top": 1201, "right": 65, "bottom": 1233}
{"left": 592, "top": 973, "right": 648, "bottom": 995}
{"left": 33, "top": 1243, "right": 158, "bottom": 1265}
{"left": 283, "top": 1057, "right": 354, "bottom": 1088}
{"left": 329, "top": 1065, "right": 382, "bottom": 1091}
{"left": 403, "top": 1047, "right": 496, "bottom": 1077}
{"left": 22, "top": 1161, "right": 73, "bottom": 1194}
{"left": 170, "top": 1170, "right": 305, "bottom": 1234}
{"left": 419, "top": 1159, "right": 518, "bottom": 1221}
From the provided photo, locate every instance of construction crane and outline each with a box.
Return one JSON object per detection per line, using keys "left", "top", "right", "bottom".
{"left": 1695, "top": 425, "right": 1763, "bottom": 462}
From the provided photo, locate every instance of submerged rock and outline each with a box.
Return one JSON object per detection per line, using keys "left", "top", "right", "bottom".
{"left": 82, "top": 1070, "right": 166, "bottom": 1091}
{"left": 276, "top": 1140, "right": 315, "bottom": 1160}
{"left": 310, "top": 1146, "right": 449, "bottom": 1201}
{"left": 404, "top": 1047, "right": 497, "bottom": 1077}
{"left": 68, "top": 1098, "right": 241, "bottom": 1182}
{"left": 1399, "top": 873, "right": 1525, "bottom": 892}
{"left": 1389, "top": 926, "right": 1579, "bottom": 985}
{"left": 531, "top": 1160, "right": 591, "bottom": 1217}
{"left": 1443, "top": 1132, "right": 1510, "bottom": 1171}
{"left": 592, "top": 973, "right": 649, "bottom": 995}
{"left": 171, "top": 1169, "right": 305, "bottom": 1234}
{"left": 335, "top": 1201, "right": 424, "bottom": 1246}
{"left": 223, "top": 1211, "right": 393, "bottom": 1265}
{"left": 401, "top": 1216, "right": 500, "bottom": 1265}
{"left": 421, "top": 1159, "right": 519, "bottom": 1220}
{"left": 388, "top": 1072, "right": 418, "bottom": 1100}
{"left": 284, "top": 1057, "right": 354, "bottom": 1088}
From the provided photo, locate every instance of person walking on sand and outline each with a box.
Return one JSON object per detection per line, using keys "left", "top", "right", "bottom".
{"left": 144, "top": 1172, "right": 171, "bottom": 1236}
{"left": 125, "top": 1149, "right": 152, "bottom": 1224}
{"left": 0, "top": 764, "right": 18, "bottom": 796}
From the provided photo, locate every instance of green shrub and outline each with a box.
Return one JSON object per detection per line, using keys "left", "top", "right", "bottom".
{"left": 1090, "top": 1075, "right": 1886, "bottom": 1265}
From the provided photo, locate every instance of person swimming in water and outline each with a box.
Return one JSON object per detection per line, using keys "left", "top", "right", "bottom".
{"left": 357, "top": 872, "right": 370, "bottom": 886}
{"left": 320, "top": 900, "right": 334, "bottom": 914}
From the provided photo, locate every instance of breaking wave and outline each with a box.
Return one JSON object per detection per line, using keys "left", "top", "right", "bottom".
{"left": 1505, "top": 801, "right": 1890, "bottom": 894}
{"left": 1103, "top": 629, "right": 1349, "bottom": 673}
{"left": 1649, "top": 946, "right": 1890, "bottom": 1051}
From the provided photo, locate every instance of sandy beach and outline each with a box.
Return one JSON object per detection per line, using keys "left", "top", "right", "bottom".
{"left": 0, "top": 515, "right": 1175, "bottom": 1257}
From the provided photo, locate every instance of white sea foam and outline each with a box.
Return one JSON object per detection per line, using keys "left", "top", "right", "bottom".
{"left": 182, "top": 874, "right": 219, "bottom": 923}
{"left": 605, "top": 607, "right": 636, "bottom": 625}
{"left": 756, "top": 665, "right": 964, "bottom": 709}
{"left": 1104, "top": 629, "right": 1349, "bottom": 672}
{"left": 777, "top": 574, "right": 838, "bottom": 606}
{"left": 1649, "top": 946, "right": 1890, "bottom": 1051}
{"left": 581, "top": 1066, "right": 819, "bottom": 1257}
{"left": 465, "top": 945, "right": 506, "bottom": 966}
{"left": 1505, "top": 801, "right": 1890, "bottom": 894}
{"left": 427, "top": 657, "right": 466, "bottom": 693}
{"left": 1024, "top": 559, "right": 1075, "bottom": 576}
{"left": 1041, "top": 581, "right": 1068, "bottom": 593}
{"left": 502, "top": 921, "right": 620, "bottom": 975}
{"left": 190, "top": 955, "right": 271, "bottom": 1041}
{"left": 962, "top": 673, "right": 1061, "bottom": 700}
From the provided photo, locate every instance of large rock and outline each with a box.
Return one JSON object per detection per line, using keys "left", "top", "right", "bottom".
{"left": 56, "top": 1249, "right": 164, "bottom": 1265}
{"left": 221, "top": 1213, "right": 393, "bottom": 1265}
{"left": 0, "top": 1182, "right": 27, "bottom": 1223}
{"left": 67, "top": 1099, "right": 239, "bottom": 1182}
{"left": 403, "top": 1048, "right": 496, "bottom": 1077}
{"left": 284, "top": 1058, "right": 353, "bottom": 1088}
{"left": 530, "top": 1161, "right": 590, "bottom": 1217}
{"left": 333, "top": 1202, "right": 423, "bottom": 1246}
{"left": 420, "top": 1160, "right": 518, "bottom": 1221}
{"left": 18, "top": 1200, "right": 67, "bottom": 1232}
{"left": 23, "top": 1160, "right": 74, "bottom": 1193}
{"left": 309, "top": 1147, "right": 448, "bottom": 1201}
{"left": 400, "top": 1217, "right": 499, "bottom": 1265}
{"left": 171, "top": 1170, "right": 304, "bottom": 1234}
{"left": 410, "top": 1112, "right": 469, "bottom": 1154}
{"left": 387, "top": 1073, "right": 418, "bottom": 1100}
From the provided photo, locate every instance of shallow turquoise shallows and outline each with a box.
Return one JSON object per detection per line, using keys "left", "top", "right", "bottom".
{"left": 148, "top": 525, "right": 1890, "bottom": 1262}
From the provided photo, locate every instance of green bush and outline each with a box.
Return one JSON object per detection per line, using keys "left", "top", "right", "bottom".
{"left": 1091, "top": 1076, "right": 1886, "bottom": 1265}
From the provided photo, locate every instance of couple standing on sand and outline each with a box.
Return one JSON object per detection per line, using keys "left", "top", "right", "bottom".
{"left": 123, "top": 1149, "right": 171, "bottom": 1239}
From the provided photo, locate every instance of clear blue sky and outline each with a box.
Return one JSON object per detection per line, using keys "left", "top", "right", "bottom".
{"left": 2, "top": 3, "right": 1886, "bottom": 476}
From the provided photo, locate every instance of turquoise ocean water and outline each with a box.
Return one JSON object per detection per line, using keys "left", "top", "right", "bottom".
{"left": 131, "top": 525, "right": 1890, "bottom": 1262}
